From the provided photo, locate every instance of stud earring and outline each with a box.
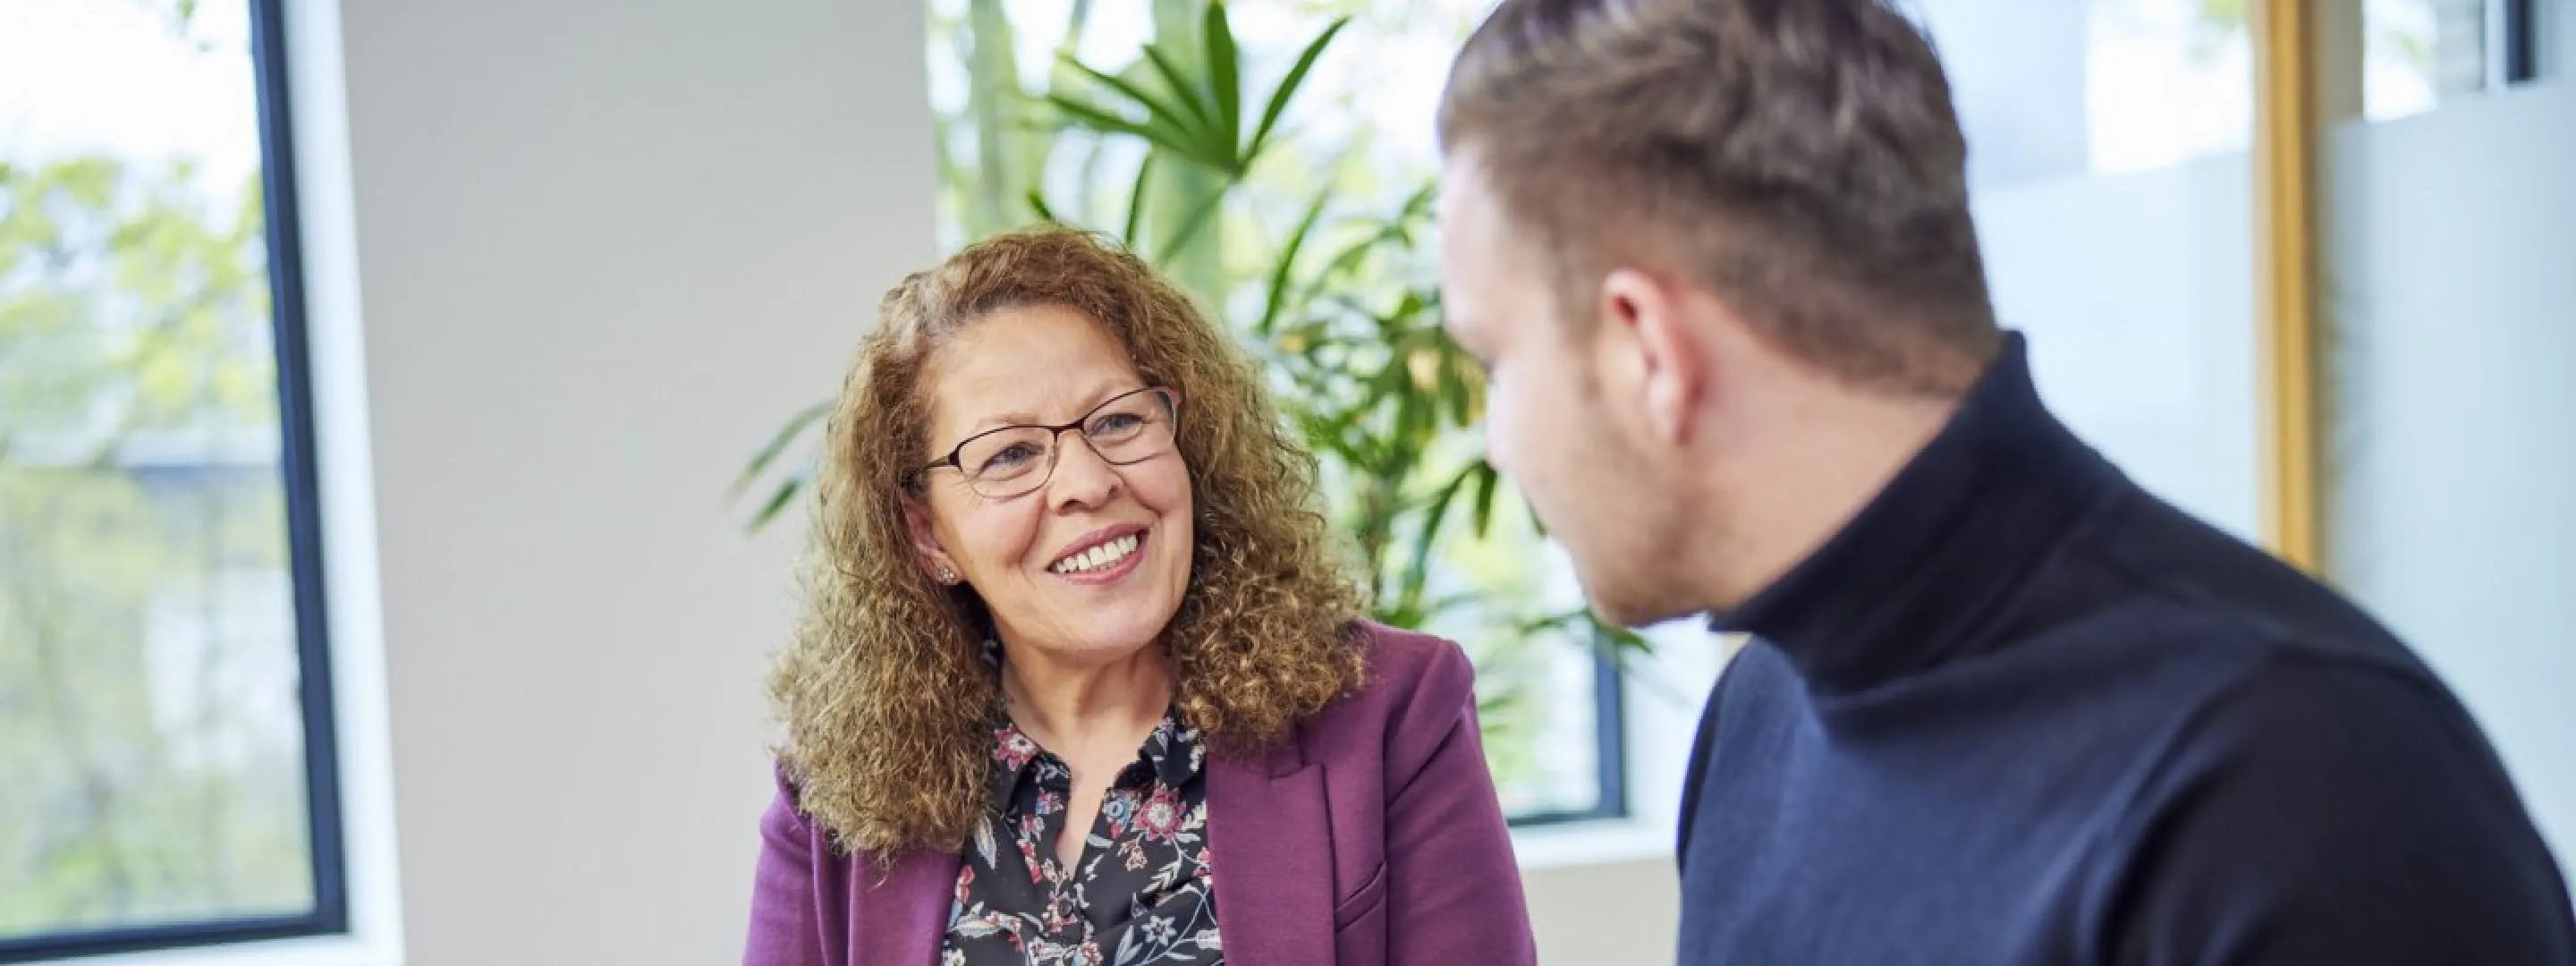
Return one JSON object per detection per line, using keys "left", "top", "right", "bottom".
{"left": 937, "top": 565, "right": 957, "bottom": 585}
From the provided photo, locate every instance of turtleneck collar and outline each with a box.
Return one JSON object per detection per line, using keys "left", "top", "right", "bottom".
{"left": 1707, "top": 333, "right": 2122, "bottom": 695}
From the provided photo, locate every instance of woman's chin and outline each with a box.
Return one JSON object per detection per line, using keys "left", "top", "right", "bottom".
{"left": 1003, "top": 606, "right": 1176, "bottom": 662}
{"left": 1070, "top": 609, "right": 1177, "bottom": 655}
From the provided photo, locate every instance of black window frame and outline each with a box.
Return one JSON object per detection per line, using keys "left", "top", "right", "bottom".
{"left": 0, "top": 0, "right": 347, "bottom": 959}
{"left": 2500, "top": 0, "right": 2539, "bottom": 83}
{"left": 1502, "top": 647, "right": 1630, "bottom": 828}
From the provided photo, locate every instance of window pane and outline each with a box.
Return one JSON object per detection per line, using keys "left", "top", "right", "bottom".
{"left": 1916, "top": 0, "right": 2254, "bottom": 189}
{"left": 1444, "top": 538, "right": 1615, "bottom": 820}
{"left": 1914, "top": 0, "right": 2265, "bottom": 538}
{"left": 2364, "top": 0, "right": 2513, "bottom": 121}
{"left": 2324, "top": 0, "right": 2576, "bottom": 869}
{"left": 0, "top": 0, "right": 327, "bottom": 947}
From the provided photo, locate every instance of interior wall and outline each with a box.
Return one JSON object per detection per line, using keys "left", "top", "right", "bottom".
{"left": 334, "top": 1, "right": 936, "bottom": 962}
{"left": 1526, "top": 857, "right": 1681, "bottom": 962}
{"left": 1972, "top": 149, "right": 2263, "bottom": 541}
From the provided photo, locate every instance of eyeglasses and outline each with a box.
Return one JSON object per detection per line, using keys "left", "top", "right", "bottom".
{"left": 913, "top": 386, "right": 1182, "bottom": 499}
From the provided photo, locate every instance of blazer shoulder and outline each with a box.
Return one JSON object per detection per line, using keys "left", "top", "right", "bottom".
{"left": 1323, "top": 621, "right": 1478, "bottom": 740}
{"left": 1353, "top": 619, "right": 1473, "bottom": 694}
{"left": 765, "top": 759, "right": 811, "bottom": 828}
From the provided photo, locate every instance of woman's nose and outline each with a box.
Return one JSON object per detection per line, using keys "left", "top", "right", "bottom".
{"left": 1046, "top": 432, "right": 1121, "bottom": 508}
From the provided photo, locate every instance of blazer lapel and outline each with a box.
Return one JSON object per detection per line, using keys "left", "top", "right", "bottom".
{"left": 852, "top": 849, "right": 959, "bottom": 966}
{"left": 1207, "top": 731, "right": 1335, "bottom": 966}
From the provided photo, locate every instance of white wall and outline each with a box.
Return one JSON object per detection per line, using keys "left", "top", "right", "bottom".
{"left": 1972, "top": 153, "right": 2264, "bottom": 540}
{"left": 2552, "top": 0, "right": 2573, "bottom": 79}
{"left": 1525, "top": 857, "right": 1680, "bottom": 959}
{"left": 1913, "top": 0, "right": 2092, "bottom": 189}
{"left": 2323, "top": 77, "right": 2576, "bottom": 879}
{"left": 334, "top": 2, "right": 935, "bottom": 963}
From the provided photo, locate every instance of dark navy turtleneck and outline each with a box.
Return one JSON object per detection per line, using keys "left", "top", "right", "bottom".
{"left": 1676, "top": 334, "right": 2575, "bottom": 964}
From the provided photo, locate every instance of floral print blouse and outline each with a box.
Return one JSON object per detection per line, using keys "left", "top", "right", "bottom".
{"left": 940, "top": 708, "right": 1221, "bottom": 966}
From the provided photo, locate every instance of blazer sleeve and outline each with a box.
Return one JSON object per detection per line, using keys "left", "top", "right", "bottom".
{"left": 743, "top": 768, "right": 829, "bottom": 966}
{"left": 1380, "top": 638, "right": 1540, "bottom": 965}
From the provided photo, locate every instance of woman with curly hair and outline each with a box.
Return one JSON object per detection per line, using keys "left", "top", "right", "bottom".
{"left": 742, "top": 225, "right": 1536, "bottom": 966}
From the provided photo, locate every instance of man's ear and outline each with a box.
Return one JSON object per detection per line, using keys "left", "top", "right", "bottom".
{"left": 1600, "top": 267, "right": 1707, "bottom": 446}
{"left": 903, "top": 497, "right": 959, "bottom": 584}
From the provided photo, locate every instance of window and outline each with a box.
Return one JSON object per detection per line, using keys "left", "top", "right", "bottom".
{"left": 0, "top": 0, "right": 343, "bottom": 960}
{"left": 1917, "top": 0, "right": 2551, "bottom": 191}
{"left": 912, "top": 0, "right": 1627, "bottom": 826}
{"left": 2360, "top": 0, "right": 2544, "bottom": 121}
{"left": 1914, "top": 0, "right": 2257, "bottom": 190}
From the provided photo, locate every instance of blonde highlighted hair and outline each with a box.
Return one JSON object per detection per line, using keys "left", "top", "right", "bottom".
{"left": 770, "top": 225, "right": 1365, "bottom": 856}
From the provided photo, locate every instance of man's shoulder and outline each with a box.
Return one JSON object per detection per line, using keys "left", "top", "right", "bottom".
{"left": 2015, "top": 495, "right": 2574, "bottom": 959}
{"left": 2154, "top": 642, "right": 2489, "bottom": 781}
{"left": 2030, "top": 496, "right": 2463, "bottom": 772}
{"left": 2048, "top": 483, "right": 2429, "bottom": 683}
{"left": 2096, "top": 643, "right": 2576, "bottom": 961}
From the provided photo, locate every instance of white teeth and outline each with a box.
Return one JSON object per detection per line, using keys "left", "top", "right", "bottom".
{"left": 1052, "top": 534, "right": 1141, "bottom": 575}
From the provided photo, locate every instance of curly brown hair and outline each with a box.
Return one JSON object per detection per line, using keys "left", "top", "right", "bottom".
{"left": 771, "top": 225, "right": 1367, "bottom": 857}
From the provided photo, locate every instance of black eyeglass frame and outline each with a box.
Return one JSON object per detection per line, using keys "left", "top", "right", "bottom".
{"left": 910, "top": 386, "right": 1182, "bottom": 496}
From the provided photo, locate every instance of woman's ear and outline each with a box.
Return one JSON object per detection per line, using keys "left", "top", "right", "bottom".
{"left": 902, "top": 497, "right": 960, "bottom": 585}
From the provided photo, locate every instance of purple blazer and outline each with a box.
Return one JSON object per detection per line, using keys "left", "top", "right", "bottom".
{"left": 742, "top": 622, "right": 1538, "bottom": 966}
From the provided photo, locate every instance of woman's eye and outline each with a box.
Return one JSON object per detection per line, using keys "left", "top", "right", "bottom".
{"left": 979, "top": 443, "right": 1040, "bottom": 472}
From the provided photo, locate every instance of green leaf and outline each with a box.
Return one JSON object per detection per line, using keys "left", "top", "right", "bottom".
{"left": 1042, "top": 93, "right": 1159, "bottom": 140}
{"left": 1399, "top": 180, "right": 1437, "bottom": 220}
{"left": 1258, "top": 184, "right": 1334, "bottom": 337}
{"left": 752, "top": 469, "right": 810, "bottom": 530}
{"left": 1247, "top": 18, "right": 1350, "bottom": 163}
{"left": 1061, "top": 54, "right": 1211, "bottom": 143}
{"left": 1402, "top": 463, "right": 1480, "bottom": 607}
{"left": 1153, "top": 180, "right": 1229, "bottom": 266}
{"left": 1470, "top": 460, "right": 1502, "bottom": 537}
{"left": 733, "top": 400, "right": 832, "bottom": 498}
{"left": 1296, "top": 411, "right": 1358, "bottom": 462}
{"left": 1442, "top": 349, "right": 1476, "bottom": 425}
{"left": 1026, "top": 191, "right": 1063, "bottom": 224}
{"left": 1414, "top": 589, "right": 1484, "bottom": 624}
{"left": 1204, "top": 2, "right": 1243, "bottom": 163}
{"left": 1138, "top": 46, "right": 1219, "bottom": 134}
{"left": 1044, "top": 94, "right": 1230, "bottom": 172}
{"left": 1589, "top": 615, "right": 1652, "bottom": 656}
{"left": 1120, "top": 151, "right": 1157, "bottom": 246}
{"left": 1300, "top": 219, "right": 1411, "bottom": 309}
{"left": 1003, "top": 106, "right": 1073, "bottom": 133}
{"left": 1387, "top": 290, "right": 1430, "bottom": 326}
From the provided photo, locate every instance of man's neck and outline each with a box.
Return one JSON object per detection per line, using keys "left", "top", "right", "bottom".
{"left": 1699, "top": 388, "right": 1961, "bottom": 611}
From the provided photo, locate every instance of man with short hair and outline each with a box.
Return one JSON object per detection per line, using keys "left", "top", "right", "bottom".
{"left": 1433, "top": 1, "right": 2576, "bottom": 962}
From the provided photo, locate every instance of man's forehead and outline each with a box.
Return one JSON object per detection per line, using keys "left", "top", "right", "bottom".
{"left": 1434, "top": 156, "right": 1496, "bottom": 231}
